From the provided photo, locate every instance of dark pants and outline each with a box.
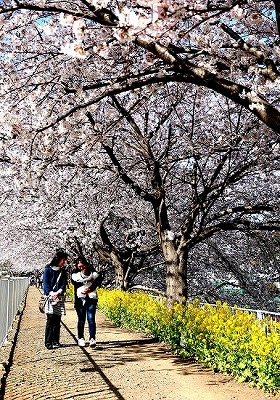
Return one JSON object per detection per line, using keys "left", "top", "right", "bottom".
{"left": 75, "top": 299, "right": 97, "bottom": 340}
{"left": 45, "top": 314, "right": 62, "bottom": 346}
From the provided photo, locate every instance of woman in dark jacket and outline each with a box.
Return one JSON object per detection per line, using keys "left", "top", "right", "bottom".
{"left": 43, "top": 250, "right": 68, "bottom": 349}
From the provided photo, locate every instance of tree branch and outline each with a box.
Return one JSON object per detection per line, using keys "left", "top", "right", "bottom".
{"left": 209, "top": 204, "right": 275, "bottom": 222}
{"left": 86, "top": 111, "right": 155, "bottom": 203}
{"left": 110, "top": 94, "right": 151, "bottom": 158}
{"left": 1, "top": 2, "right": 118, "bottom": 26}
{"left": 194, "top": 220, "right": 280, "bottom": 246}
{"left": 135, "top": 37, "right": 280, "bottom": 135}
{"left": 220, "top": 23, "right": 279, "bottom": 81}
{"left": 273, "top": 0, "right": 280, "bottom": 35}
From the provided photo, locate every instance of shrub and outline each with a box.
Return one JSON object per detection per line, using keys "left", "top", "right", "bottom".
{"left": 66, "top": 282, "right": 74, "bottom": 300}
{"left": 97, "top": 288, "right": 280, "bottom": 393}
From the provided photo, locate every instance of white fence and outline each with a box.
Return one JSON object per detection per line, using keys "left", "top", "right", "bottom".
{"left": 204, "top": 303, "right": 280, "bottom": 321}
{"left": 234, "top": 306, "right": 280, "bottom": 321}
{"left": 0, "top": 277, "right": 29, "bottom": 347}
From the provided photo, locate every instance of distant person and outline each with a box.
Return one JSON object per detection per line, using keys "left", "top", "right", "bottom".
{"left": 39, "top": 272, "right": 44, "bottom": 289}
{"left": 71, "top": 256, "right": 102, "bottom": 348}
{"left": 43, "top": 249, "right": 68, "bottom": 350}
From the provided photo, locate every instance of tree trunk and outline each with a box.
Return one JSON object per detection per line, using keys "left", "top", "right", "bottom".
{"left": 93, "top": 242, "right": 130, "bottom": 291}
{"left": 160, "top": 232, "right": 186, "bottom": 307}
{"left": 115, "top": 261, "right": 129, "bottom": 291}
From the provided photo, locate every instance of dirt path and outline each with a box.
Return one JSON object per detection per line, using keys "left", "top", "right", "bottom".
{"left": 1, "top": 287, "right": 278, "bottom": 400}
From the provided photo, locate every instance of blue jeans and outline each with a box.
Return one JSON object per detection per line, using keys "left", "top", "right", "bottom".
{"left": 75, "top": 299, "right": 97, "bottom": 340}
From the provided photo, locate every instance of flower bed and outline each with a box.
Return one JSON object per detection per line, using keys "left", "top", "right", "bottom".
{"left": 97, "top": 288, "right": 280, "bottom": 393}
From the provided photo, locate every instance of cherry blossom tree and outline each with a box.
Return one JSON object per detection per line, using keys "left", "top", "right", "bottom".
{"left": 0, "top": 0, "right": 279, "bottom": 135}
{"left": 81, "top": 84, "right": 279, "bottom": 305}
{"left": 0, "top": 83, "right": 279, "bottom": 305}
{"left": 0, "top": 0, "right": 279, "bottom": 306}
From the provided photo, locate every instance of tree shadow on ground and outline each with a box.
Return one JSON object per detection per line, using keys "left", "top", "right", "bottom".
{"left": 97, "top": 338, "right": 158, "bottom": 348}
{"left": 63, "top": 318, "right": 216, "bottom": 379}
{"left": 62, "top": 320, "right": 126, "bottom": 400}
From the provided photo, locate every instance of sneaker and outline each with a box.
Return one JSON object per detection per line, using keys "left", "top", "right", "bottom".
{"left": 53, "top": 342, "right": 61, "bottom": 348}
{"left": 78, "top": 338, "right": 86, "bottom": 347}
{"left": 89, "top": 338, "right": 96, "bottom": 348}
{"left": 45, "top": 343, "right": 53, "bottom": 350}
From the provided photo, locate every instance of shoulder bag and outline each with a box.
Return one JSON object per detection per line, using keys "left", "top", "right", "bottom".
{"left": 38, "top": 271, "right": 62, "bottom": 313}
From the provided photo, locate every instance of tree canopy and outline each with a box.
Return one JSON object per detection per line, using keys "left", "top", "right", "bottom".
{"left": 0, "top": 1, "right": 280, "bottom": 132}
{"left": 0, "top": 0, "right": 279, "bottom": 307}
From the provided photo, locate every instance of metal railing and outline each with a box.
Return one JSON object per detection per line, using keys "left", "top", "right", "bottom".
{"left": 203, "top": 303, "right": 280, "bottom": 321}
{"left": 0, "top": 276, "right": 30, "bottom": 347}
{"left": 233, "top": 306, "right": 280, "bottom": 321}
{"left": 129, "top": 287, "right": 280, "bottom": 321}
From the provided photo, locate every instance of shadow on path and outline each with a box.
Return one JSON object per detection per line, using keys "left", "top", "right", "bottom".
{"left": 62, "top": 320, "right": 126, "bottom": 400}
{"left": 96, "top": 338, "right": 159, "bottom": 348}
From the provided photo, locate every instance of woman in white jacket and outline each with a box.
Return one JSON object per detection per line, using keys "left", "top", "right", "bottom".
{"left": 71, "top": 256, "right": 102, "bottom": 347}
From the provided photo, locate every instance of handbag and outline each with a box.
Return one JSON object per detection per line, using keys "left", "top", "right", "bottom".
{"left": 38, "top": 295, "right": 48, "bottom": 313}
{"left": 38, "top": 272, "right": 62, "bottom": 313}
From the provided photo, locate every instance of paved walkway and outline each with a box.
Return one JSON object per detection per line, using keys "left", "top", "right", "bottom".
{"left": 0, "top": 287, "right": 277, "bottom": 400}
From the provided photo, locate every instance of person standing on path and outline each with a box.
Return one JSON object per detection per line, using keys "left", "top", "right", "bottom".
{"left": 71, "top": 256, "right": 102, "bottom": 348}
{"left": 43, "top": 249, "right": 68, "bottom": 350}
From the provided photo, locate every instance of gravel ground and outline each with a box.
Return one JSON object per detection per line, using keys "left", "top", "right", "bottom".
{"left": 0, "top": 286, "right": 278, "bottom": 400}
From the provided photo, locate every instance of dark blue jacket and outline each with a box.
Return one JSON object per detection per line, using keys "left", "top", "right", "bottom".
{"left": 43, "top": 265, "right": 68, "bottom": 296}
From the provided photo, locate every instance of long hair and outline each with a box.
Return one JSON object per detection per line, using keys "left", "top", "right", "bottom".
{"left": 75, "top": 256, "right": 94, "bottom": 272}
{"left": 75, "top": 256, "right": 89, "bottom": 267}
{"left": 50, "top": 249, "right": 68, "bottom": 266}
